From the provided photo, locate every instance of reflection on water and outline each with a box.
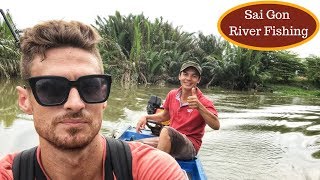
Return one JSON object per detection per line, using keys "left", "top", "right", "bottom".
{"left": 1, "top": 80, "right": 320, "bottom": 179}
{"left": 0, "top": 79, "right": 20, "bottom": 127}
{"left": 103, "top": 85, "right": 171, "bottom": 122}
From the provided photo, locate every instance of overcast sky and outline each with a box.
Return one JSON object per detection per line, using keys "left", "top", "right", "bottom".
{"left": 1, "top": 0, "right": 319, "bottom": 58}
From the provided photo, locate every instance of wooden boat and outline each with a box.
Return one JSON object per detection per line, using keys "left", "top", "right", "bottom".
{"left": 117, "top": 125, "right": 207, "bottom": 180}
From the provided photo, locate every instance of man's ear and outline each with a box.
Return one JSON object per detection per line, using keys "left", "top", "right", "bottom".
{"left": 16, "top": 86, "right": 33, "bottom": 115}
{"left": 103, "top": 101, "right": 107, "bottom": 110}
{"left": 178, "top": 72, "right": 182, "bottom": 81}
{"left": 197, "top": 77, "right": 201, "bottom": 84}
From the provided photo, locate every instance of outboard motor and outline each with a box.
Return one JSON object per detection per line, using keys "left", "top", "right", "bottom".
{"left": 145, "top": 95, "right": 168, "bottom": 136}
{"left": 146, "top": 95, "right": 162, "bottom": 114}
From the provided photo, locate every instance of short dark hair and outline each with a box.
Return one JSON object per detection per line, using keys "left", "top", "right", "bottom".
{"left": 20, "top": 20, "right": 103, "bottom": 79}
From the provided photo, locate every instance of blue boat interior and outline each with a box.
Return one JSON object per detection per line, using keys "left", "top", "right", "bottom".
{"left": 117, "top": 126, "right": 206, "bottom": 180}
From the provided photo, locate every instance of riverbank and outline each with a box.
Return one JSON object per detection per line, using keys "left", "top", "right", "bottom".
{"left": 269, "top": 83, "right": 320, "bottom": 97}
{"left": 205, "top": 83, "right": 320, "bottom": 97}
{"left": 1, "top": 77, "right": 320, "bottom": 97}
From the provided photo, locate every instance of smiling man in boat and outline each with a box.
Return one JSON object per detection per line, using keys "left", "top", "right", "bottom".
{"left": 136, "top": 61, "right": 220, "bottom": 160}
{"left": 0, "top": 20, "right": 186, "bottom": 180}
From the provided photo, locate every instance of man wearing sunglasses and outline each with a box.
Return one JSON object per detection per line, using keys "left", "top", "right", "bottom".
{"left": 0, "top": 20, "right": 186, "bottom": 179}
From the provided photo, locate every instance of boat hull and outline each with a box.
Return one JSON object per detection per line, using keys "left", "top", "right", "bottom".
{"left": 117, "top": 126, "right": 207, "bottom": 180}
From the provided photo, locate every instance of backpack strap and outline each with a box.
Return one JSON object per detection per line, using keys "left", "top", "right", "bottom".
{"left": 105, "top": 137, "right": 133, "bottom": 180}
{"left": 12, "top": 138, "right": 133, "bottom": 180}
{"left": 12, "top": 146, "right": 46, "bottom": 180}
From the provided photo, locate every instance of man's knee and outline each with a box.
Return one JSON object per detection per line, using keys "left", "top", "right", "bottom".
{"left": 159, "top": 127, "right": 171, "bottom": 141}
{"left": 157, "top": 127, "right": 172, "bottom": 153}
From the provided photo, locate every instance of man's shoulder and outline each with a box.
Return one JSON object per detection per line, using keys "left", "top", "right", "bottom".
{"left": 0, "top": 153, "right": 17, "bottom": 168}
{"left": 0, "top": 153, "right": 18, "bottom": 179}
{"left": 127, "top": 141, "right": 186, "bottom": 179}
{"left": 199, "top": 94, "right": 213, "bottom": 103}
{"left": 197, "top": 89, "right": 213, "bottom": 103}
{"left": 167, "top": 88, "right": 180, "bottom": 96}
{"left": 127, "top": 141, "right": 168, "bottom": 157}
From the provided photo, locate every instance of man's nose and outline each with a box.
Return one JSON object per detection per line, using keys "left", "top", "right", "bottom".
{"left": 63, "top": 87, "right": 85, "bottom": 111}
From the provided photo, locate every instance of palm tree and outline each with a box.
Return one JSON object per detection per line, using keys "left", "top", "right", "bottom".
{"left": 194, "top": 33, "right": 228, "bottom": 87}
{"left": 267, "top": 51, "right": 303, "bottom": 82}
{"left": 0, "top": 10, "right": 20, "bottom": 79}
{"left": 95, "top": 12, "right": 196, "bottom": 87}
{"left": 219, "top": 45, "right": 263, "bottom": 90}
{"left": 305, "top": 55, "right": 320, "bottom": 86}
{"left": 95, "top": 12, "right": 138, "bottom": 89}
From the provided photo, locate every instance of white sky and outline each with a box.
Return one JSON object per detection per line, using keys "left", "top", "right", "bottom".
{"left": 1, "top": 0, "right": 319, "bottom": 58}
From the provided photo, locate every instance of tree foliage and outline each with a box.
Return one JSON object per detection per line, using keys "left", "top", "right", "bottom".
{"left": 1, "top": 11, "right": 319, "bottom": 92}
{"left": 266, "top": 51, "right": 304, "bottom": 82}
{"left": 305, "top": 55, "right": 320, "bottom": 87}
{"left": 0, "top": 11, "right": 20, "bottom": 79}
{"left": 95, "top": 12, "right": 196, "bottom": 88}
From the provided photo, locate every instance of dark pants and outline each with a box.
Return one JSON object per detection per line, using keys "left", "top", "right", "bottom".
{"left": 138, "top": 126, "right": 196, "bottom": 160}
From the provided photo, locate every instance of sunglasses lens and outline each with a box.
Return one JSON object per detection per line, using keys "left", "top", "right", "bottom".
{"left": 34, "top": 78, "right": 69, "bottom": 105}
{"left": 79, "top": 77, "right": 108, "bottom": 103}
{"left": 28, "top": 75, "right": 111, "bottom": 106}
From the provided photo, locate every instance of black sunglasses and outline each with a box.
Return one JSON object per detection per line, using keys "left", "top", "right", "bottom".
{"left": 26, "top": 74, "right": 112, "bottom": 106}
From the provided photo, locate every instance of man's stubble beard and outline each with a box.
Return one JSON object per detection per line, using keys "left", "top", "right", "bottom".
{"left": 35, "top": 111, "right": 101, "bottom": 150}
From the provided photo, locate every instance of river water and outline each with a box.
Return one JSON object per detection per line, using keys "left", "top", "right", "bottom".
{"left": 0, "top": 79, "right": 320, "bottom": 179}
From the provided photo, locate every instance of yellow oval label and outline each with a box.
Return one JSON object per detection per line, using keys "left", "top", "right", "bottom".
{"left": 217, "top": 1, "right": 319, "bottom": 51}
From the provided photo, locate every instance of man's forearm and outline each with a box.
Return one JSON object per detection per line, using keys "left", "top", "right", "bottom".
{"left": 145, "top": 111, "right": 170, "bottom": 122}
{"left": 198, "top": 104, "right": 220, "bottom": 130}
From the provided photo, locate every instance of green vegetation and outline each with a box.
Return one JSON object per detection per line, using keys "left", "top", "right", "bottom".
{"left": 0, "top": 11, "right": 20, "bottom": 79}
{"left": 272, "top": 84, "right": 320, "bottom": 97}
{"left": 1, "top": 11, "right": 320, "bottom": 94}
{"left": 312, "top": 150, "right": 320, "bottom": 159}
